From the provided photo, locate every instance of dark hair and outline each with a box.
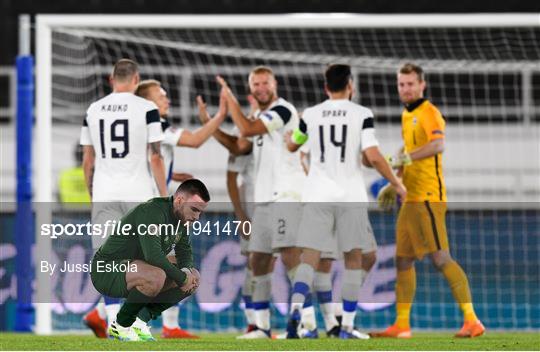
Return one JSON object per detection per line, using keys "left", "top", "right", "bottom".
{"left": 398, "top": 62, "right": 424, "bottom": 81}
{"left": 112, "top": 59, "right": 139, "bottom": 82}
{"left": 325, "top": 64, "right": 352, "bottom": 93}
{"left": 175, "top": 179, "right": 210, "bottom": 202}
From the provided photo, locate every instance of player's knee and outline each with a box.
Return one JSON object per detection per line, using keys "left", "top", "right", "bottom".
{"left": 362, "top": 251, "right": 377, "bottom": 271}
{"left": 281, "top": 248, "right": 301, "bottom": 270}
{"left": 317, "top": 259, "right": 333, "bottom": 273}
{"left": 147, "top": 269, "right": 166, "bottom": 296}
{"left": 250, "top": 252, "right": 272, "bottom": 272}
{"left": 396, "top": 256, "right": 414, "bottom": 271}
{"left": 430, "top": 251, "right": 452, "bottom": 270}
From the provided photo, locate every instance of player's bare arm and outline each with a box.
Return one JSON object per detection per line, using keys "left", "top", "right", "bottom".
{"left": 216, "top": 76, "right": 268, "bottom": 137}
{"left": 82, "top": 145, "right": 95, "bottom": 198}
{"left": 408, "top": 138, "right": 445, "bottom": 160}
{"left": 363, "top": 146, "right": 407, "bottom": 199}
{"left": 285, "top": 130, "right": 302, "bottom": 152}
{"left": 149, "top": 141, "right": 168, "bottom": 196}
{"left": 176, "top": 95, "right": 227, "bottom": 148}
{"left": 226, "top": 171, "right": 250, "bottom": 240}
{"left": 196, "top": 91, "right": 252, "bottom": 155}
{"left": 171, "top": 172, "right": 193, "bottom": 182}
{"left": 299, "top": 151, "right": 310, "bottom": 175}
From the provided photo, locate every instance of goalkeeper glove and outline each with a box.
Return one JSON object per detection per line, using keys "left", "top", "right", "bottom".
{"left": 377, "top": 183, "right": 397, "bottom": 211}
{"left": 386, "top": 152, "right": 412, "bottom": 168}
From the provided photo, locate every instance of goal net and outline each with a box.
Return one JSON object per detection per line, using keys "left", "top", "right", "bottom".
{"left": 34, "top": 14, "right": 539, "bottom": 333}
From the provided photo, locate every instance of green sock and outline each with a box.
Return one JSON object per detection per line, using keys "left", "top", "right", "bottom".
{"left": 116, "top": 288, "right": 152, "bottom": 327}
{"left": 137, "top": 288, "right": 191, "bottom": 323}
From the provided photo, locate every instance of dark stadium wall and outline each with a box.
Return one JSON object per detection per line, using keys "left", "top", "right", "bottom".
{"left": 0, "top": 0, "right": 537, "bottom": 65}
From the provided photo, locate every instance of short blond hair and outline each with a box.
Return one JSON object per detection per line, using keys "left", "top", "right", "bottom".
{"left": 135, "top": 79, "right": 161, "bottom": 98}
{"left": 249, "top": 65, "right": 275, "bottom": 81}
{"left": 398, "top": 62, "right": 424, "bottom": 81}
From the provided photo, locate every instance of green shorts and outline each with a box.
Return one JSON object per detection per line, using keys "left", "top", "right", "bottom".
{"left": 90, "top": 257, "right": 133, "bottom": 298}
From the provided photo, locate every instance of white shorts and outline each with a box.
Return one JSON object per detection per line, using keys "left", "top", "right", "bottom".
{"left": 297, "top": 203, "right": 377, "bottom": 254}
{"left": 90, "top": 202, "right": 139, "bottom": 250}
{"left": 248, "top": 202, "right": 302, "bottom": 253}
{"left": 271, "top": 201, "right": 303, "bottom": 250}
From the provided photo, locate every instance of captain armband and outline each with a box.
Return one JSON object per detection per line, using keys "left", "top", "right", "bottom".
{"left": 291, "top": 128, "right": 308, "bottom": 145}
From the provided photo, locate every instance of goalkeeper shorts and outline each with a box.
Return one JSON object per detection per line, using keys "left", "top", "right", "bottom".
{"left": 396, "top": 201, "right": 449, "bottom": 259}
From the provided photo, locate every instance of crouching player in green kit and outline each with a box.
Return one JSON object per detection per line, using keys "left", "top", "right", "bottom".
{"left": 90, "top": 179, "right": 210, "bottom": 341}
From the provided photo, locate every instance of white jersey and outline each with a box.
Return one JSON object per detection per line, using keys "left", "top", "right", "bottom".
{"left": 79, "top": 92, "right": 163, "bottom": 202}
{"left": 253, "top": 98, "right": 306, "bottom": 203}
{"left": 160, "top": 118, "right": 184, "bottom": 186}
{"left": 227, "top": 127, "right": 254, "bottom": 204}
{"left": 300, "top": 99, "right": 379, "bottom": 202}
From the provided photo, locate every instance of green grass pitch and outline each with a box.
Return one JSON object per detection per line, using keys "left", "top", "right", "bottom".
{"left": 0, "top": 332, "right": 538, "bottom": 351}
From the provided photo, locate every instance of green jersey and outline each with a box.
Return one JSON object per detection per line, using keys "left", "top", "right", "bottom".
{"left": 93, "top": 196, "right": 192, "bottom": 286}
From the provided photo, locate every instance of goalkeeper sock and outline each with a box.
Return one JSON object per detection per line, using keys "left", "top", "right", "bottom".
{"left": 161, "top": 305, "right": 180, "bottom": 329}
{"left": 117, "top": 289, "right": 152, "bottom": 327}
{"left": 137, "top": 287, "right": 191, "bottom": 323}
{"left": 290, "top": 263, "right": 315, "bottom": 313}
{"left": 252, "top": 273, "right": 272, "bottom": 331}
{"left": 395, "top": 267, "right": 416, "bottom": 329}
{"left": 441, "top": 261, "right": 478, "bottom": 322}
{"left": 314, "top": 272, "right": 339, "bottom": 331}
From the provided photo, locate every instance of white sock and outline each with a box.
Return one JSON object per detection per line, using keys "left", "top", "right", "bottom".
{"left": 287, "top": 266, "right": 298, "bottom": 283}
{"left": 254, "top": 308, "right": 270, "bottom": 331}
{"left": 342, "top": 310, "right": 356, "bottom": 333}
{"left": 162, "top": 305, "right": 180, "bottom": 329}
{"left": 290, "top": 263, "right": 315, "bottom": 313}
{"left": 320, "top": 302, "right": 338, "bottom": 331}
{"left": 252, "top": 274, "right": 272, "bottom": 331}
{"left": 314, "top": 271, "right": 337, "bottom": 331}
{"left": 105, "top": 304, "right": 121, "bottom": 328}
{"left": 301, "top": 305, "right": 317, "bottom": 331}
{"left": 245, "top": 308, "right": 256, "bottom": 326}
{"left": 334, "top": 302, "right": 343, "bottom": 317}
{"left": 96, "top": 302, "right": 106, "bottom": 320}
{"left": 341, "top": 269, "right": 367, "bottom": 332}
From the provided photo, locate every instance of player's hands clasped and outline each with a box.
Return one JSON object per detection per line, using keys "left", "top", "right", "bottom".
{"left": 180, "top": 267, "right": 200, "bottom": 294}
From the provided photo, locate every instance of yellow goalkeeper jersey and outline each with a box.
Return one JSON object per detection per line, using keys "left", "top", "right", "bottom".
{"left": 401, "top": 99, "right": 447, "bottom": 203}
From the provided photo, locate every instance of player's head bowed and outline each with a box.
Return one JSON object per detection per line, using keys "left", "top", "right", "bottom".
{"left": 173, "top": 179, "right": 210, "bottom": 222}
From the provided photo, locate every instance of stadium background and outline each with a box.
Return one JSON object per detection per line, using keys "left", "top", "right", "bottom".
{"left": 0, "top": 1, "right": 539, "bottom": 335}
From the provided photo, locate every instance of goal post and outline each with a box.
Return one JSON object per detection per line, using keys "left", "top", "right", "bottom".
{"left": 33, "top": 13, "right": 540, "bottom": 335}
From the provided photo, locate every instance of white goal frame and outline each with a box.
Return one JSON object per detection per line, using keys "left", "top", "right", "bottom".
{"left": 34, "top": 13, "right": 540, "bottom": 335}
